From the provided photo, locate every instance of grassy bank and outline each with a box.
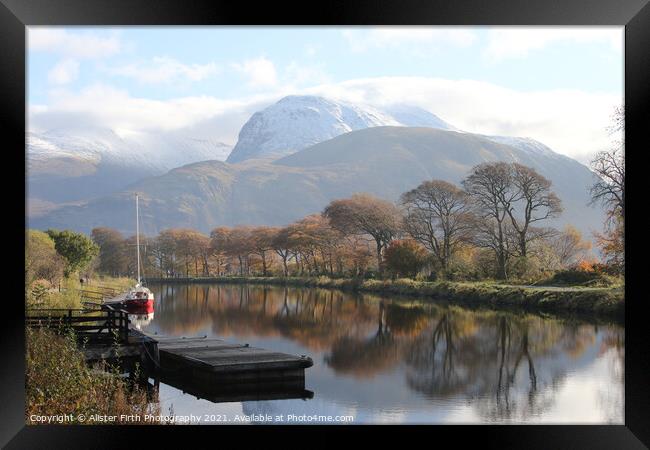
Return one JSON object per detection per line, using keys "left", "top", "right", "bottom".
{"left": 27, "top": 276, "right": 135, "bottom": 310}
{"left": 26, "top": 327, "right": 160, "bottom": 424}
{"left": 147, "top": 276, "right": 624, "bottom": 320}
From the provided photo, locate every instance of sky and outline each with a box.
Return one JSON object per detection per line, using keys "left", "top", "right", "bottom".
{"left": 27, "top": 26, "right": 624, "bottom": 164}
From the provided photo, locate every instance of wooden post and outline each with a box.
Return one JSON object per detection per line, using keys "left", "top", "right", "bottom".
{"left": 121, "top": 312, "right": 128, "bottom": 343}
{"left": 108, "top": 310, "right": 114, "bottom": 337}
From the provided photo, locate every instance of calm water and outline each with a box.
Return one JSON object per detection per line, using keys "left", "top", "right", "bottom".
{"left": 134, "top": 283, "right": 624, "bottom": 424}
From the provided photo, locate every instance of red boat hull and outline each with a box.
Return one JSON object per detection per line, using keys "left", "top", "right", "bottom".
{"left": 123, "top": 299, "right": 154, "bottom": 314}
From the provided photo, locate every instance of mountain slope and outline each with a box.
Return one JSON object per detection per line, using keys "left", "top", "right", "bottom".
{"left": 32, "top": 127, "right": 603, "bottom": 239}
{"left": 226, "top": 96, "right": 455, "bottom": 163}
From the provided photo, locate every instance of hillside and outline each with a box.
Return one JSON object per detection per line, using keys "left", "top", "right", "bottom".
{"left": 30, "top": 127, "right": 604, "bottom": 238}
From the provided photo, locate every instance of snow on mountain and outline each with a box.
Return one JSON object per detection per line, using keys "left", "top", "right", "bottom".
{"left": 28, "top": 127, "right": 232, "bottom": 172}
{"left": 227, "top": 95, "right": 573, "bottom": 165}
{"left": 226, "top": 95, "right": 456, "bottom": 163}
{"left": 383, "top": 104, "right": 458, "bottom": 131}
{"left": 27, "top": 127, "right": 232, "bottom": 205}
{"left": 28, "top": 128, "right": 148, "bottom": 170}
{"left": 483, "top": 135, "right": 562, "bottom": 159}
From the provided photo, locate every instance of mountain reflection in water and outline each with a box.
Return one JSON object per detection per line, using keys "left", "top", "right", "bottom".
{"left": 143, "top": 283, "right": 623, "bottom": 424}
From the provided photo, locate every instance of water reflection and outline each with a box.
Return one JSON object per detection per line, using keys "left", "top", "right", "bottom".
{"left": 129, "top": 312, "right": 155, "bottom": 330}
{"left": 144, "top": 283, "right": 624, "bottom": 424}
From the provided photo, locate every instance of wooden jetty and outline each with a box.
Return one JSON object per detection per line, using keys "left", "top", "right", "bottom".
{"left": 139, "top": 331, "right": 317, "bottom": 402}
{"left": 26, "top": 307, "right": 314, "bottom": 403}
{"left": 146, "top": 334, "right": 313, "bottom": 398}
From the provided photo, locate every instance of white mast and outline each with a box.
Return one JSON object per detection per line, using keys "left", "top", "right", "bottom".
{"left": 136, "top": 193, "right": 141, "bottom": 285}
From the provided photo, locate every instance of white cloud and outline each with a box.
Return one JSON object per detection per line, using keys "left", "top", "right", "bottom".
{"left": 342, "top": 27, "right": 477, "bottom": 52}
{"left": 108, "top": 57, "right": 221, "bottom": 84}
{"left": 28, "top": 77, "right": 620, "bottom": 164}
{"left": 231, "top": 57, "right": 278, "bottom": 88}
{"left": 299, "top": 77, "right": 620, "bottom": 163}
{"left": 30, "top": 83, "right": 236, "bottom": 135}
{"left": 28, "top": 28, "right": 122, "bottom": 59}
{"left": 484, "top": 27, "right": 622, "bottom": 62}
{"left": 47, "top": 59, "right": 80, "bottom": 85}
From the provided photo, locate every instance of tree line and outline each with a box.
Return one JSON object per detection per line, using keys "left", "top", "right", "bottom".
{"left": 87, "top": 161, "right": 600, "bottom": 282}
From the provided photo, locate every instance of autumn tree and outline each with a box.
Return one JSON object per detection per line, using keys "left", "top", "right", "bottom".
{"left": 150, "top": 230, "right": 179, "bottom": 277}
{"left": 549, "top": 225, "right": 592, "bottom": 268}
{"left": 590, "top": 106, "right": 625, "bottom": 222}
{"left": 91, "top": 227, "right": 128, "bottom": 277}
{"left": 401, "top": 180, "right": 473, "bottom": 273}
{"left": 186, "top": 231, "right": 211, "bottom": 276}
{"left": 250, "top": 226, "right": 278, "bottom": 276}
{"left": 323, "top": 193, "right": 402, "bottom": 274}
{"left": 25, "top": 230, "right": 66, "bottom": 287}
{"left": 594, "top": 216, "right": 624, "bottom": 271}
{"left": 462, "top": 162, "right": 562, "bottom": 279}
{"left": 231, "top": 227, "right": 255, "bottom": 276}
{"left": 157, "top": 229, "right": 208, "bottom": 277}
{"left": 335, "top": 235, "right": 374, "bottom": 276}
{"left": 271, "top": 227, "right": 293, "bottom": 276}
{"left": 589, "top": 148, "right": 624, "bottom": 220}
{"left": 122, "top": 233, "right": 153, "bottom": 280}
{"left": 209, "top": 227, "right": 232, "bottom": 273}
{"left": 284, "top": 215, "right": 339, "bottom": 275}
{"left": 507, "top": 163, "right": 562, "bottom": 257}
{"left": 590, "top": 106, "right": 625, "bottom": 272}
{"left": 211, "top": 226, "right": 254, "bottom": 276}
{"left": 462, "top": 163, "right": 515, "bottom": 279}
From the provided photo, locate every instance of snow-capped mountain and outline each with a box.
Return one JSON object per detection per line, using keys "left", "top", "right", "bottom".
{"left": 29, "top": 94, "right": 600, "bottom": 237}
{"left": 27, "top": 127, "right": 232, "bottom": 206}
{"left": 225, "top": 95, "right": 563, "bottom": 164}
{"left": 226, "top": 95, "right": 455, "bottom": 163}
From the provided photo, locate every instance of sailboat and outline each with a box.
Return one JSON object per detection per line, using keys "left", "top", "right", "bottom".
{"left": 121, "top": 193, "right": 154, "bottom": 313}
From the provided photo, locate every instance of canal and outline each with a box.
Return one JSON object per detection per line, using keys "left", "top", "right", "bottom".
{"left": 133, "top": 283, "right": 624, "bottom": 424}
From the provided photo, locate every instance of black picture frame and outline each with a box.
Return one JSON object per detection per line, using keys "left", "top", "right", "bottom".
{"left": 3, "top": 0, "right": 648, "bottom": 447}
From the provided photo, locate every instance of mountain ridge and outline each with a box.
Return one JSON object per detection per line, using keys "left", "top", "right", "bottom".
{"left": 30, "top": 126, "right": 603, "bottom": 241}
{"left": 226, "top": 95, "right": 456, "bottom": 163}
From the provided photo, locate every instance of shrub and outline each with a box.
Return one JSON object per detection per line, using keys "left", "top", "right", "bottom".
{"left": 27, "top": 280, "right": 51, "bottom": 308}
{"left": 547, "top": 268, "right": 603, "bottom": 285}
{"left": 507, "top": 256, "right": 540, "bottom": 282}
{"left": 26, "top": 327, "right": 160, "bottom": 424}
{"left": 444, "top": 258, "right": 481, "bottom": 282}
{"left": 576, "top": 259, "right": 597, "bottom": 272}
{"left": 383, "top": 239, "right": 428, "bottom": 279}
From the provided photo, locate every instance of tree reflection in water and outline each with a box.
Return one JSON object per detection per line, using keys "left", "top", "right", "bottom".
{"left": 492, "top": 317, "right": 541, "bottom": 419}
{"left": 147, "top": 283, "right": 624, "bottom": 422}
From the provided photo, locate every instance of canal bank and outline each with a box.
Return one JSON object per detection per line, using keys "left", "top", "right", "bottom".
{"left": 145, "top": 276, "right": 624, "bottom": 320}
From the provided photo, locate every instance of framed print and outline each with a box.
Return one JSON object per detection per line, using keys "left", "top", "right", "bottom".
{"left": 3, "top": 0, "right": 648, "bottom": 447}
